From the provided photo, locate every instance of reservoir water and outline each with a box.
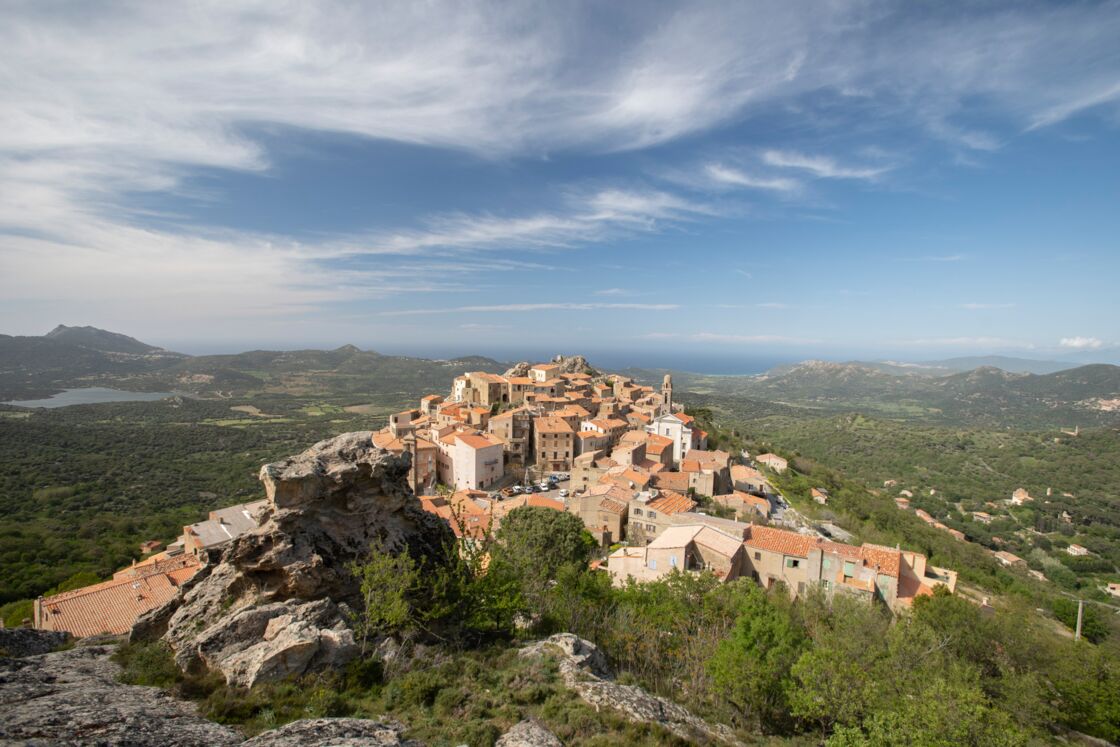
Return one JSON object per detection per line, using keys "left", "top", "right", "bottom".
{"left": 2, "top": 387, "right": 177, "bottom": 408}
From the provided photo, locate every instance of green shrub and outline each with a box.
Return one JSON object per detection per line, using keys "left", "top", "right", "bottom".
{"left": 112, "top": 641, "right": 181, "bottom": 688}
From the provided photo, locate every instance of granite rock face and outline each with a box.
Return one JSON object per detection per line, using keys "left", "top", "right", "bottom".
{"left": 133, "top": 431, "right": 452, "bottom": 688}
{"left": 241, "top": 717, "right": 420, "bottom": 746}
{"left": 0, "top": 644, "right": 423, "bottom": 746}
{"left": 0, "top": 645, "right": 242, "bottom": 746}
{"left": 495, "top": 719, "right": 563, "bottom": 747}
{"left": 503, "top": 354, "right": 595, "bottom": 379}
{"left": 520, "top": 633, "right": 742, "bottom": 746}
{"left": 0, "top": 628, "right": 70, "bottom": 658}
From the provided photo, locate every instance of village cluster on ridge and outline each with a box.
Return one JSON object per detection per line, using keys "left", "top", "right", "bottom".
{"left": 32, "top": 357, "right": 967, "bottom": 639}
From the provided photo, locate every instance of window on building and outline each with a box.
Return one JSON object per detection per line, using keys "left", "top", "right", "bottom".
{"left": 670, "top": 555, "right": 677, "bottom": 567}
{"left": 647, "top": 510, "right": 656, "bottom": 518}
{"left": 843, "top": 561, "right": 855, "bottom": 577}
{"left": 786, "top": 558, "right": 801, "bottom": 569}
{"left": 822, "top": 580, "right": 832, "bottom": 591}
{"left": 649, "top": 559, "right": 657, "bottom": 570}
{"left": 633, "top": 507, "right": 642, "bottom": 515}
{"left": 753, "top": 551, "right": 761, "bottom": 560}
{"left": 646, "top": 524, "right": 656, "bottom": 532}
{"left": 822, "top": 558, "right": 831, "bottom": 570}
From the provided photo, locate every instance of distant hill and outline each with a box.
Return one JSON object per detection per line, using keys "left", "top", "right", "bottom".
{"left": 43, "top": 324, "right": 168, "bottom": 355}
{"left": 918, "top": 355, "right": 1077, "bottom": 375}
{"left": 0, "top": 326, "right": 509, "bottom": 402}
{"left": 636, "top": 359, "right": 1120, "bottom": 428}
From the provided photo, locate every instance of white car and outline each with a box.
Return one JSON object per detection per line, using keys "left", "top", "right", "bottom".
{"left": 558, "top": 489, "right": 570, "bottom": 498}
{"left": 537, "top": 481, "right": 551, "bottom": 491}
{"left": 512, "top": 485, "right": 524, "bottom": 494}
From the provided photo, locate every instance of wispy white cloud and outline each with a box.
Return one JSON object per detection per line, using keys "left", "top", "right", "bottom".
{"left": 735, "top": 269, "right": 754, "bottom": 279}
{"left": 595, "top": 288, "right": 633, "bottom": 296}
{"left": 1, "top": 1, "right": 1119, "bottom": 334}
{"left": 762, "top": 150, "right": 890, "bottom": 181}
{"left": 755, "top": 302, "right": 791, "bottom": 309}
{"left": 1059, "top": 336, "right": 1104, "bottom": 350}
{"left": 703, "top": 163, "right": 800, "bottom": 192}
{"left": 381, "top": 302, "right": 680, "bottom": 317}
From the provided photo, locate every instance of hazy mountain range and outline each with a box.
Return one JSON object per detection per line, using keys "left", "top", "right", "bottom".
{"left": 3, "top": 327, "right": 1119, "bottom": 429}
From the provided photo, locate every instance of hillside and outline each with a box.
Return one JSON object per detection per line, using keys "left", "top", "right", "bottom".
{"left": 43, "top": 324, "right": 167, "bottom": 354}
{"left": 655, "top": 360, "right": 1120, "bottom": 428}
{"left": 0, "top": 326, "right": 507, "bottom": 401}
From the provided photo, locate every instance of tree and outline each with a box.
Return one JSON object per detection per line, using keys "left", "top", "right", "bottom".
{"left": 492, "top": 506, "right": 595, "bottom": 600}
{"left": 707, "top": 583, "right": 805, "bottom": 733}
{"left": 348, "top": 542, "right": 421, "bottom": 652}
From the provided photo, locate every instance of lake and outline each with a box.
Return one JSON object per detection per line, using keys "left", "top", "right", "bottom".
{"left": 2, "top": 387, "right": 178, "bottom": 408}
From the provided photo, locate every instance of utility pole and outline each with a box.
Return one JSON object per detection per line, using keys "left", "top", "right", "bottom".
{"left": 1074, "top": 599, "right": 1084, "bottom": 642}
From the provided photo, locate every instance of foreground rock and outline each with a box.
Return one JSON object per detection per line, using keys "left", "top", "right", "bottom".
{"left": 0, "top": 628, "right": 70, "bottom": 658}
{"left": 242, "top": 717, "right": 419, "bottom": 746}
{"left": 520, "top": 633, "right": 742, "bottom": 746}
{"left": 0, "top": 645, "right": 424, "bottom": 746}
{"left": 0, "top": 645, "right": 242, "bottom": 746}
{"left": 495, "top": 719, "right": 562, "bottom": 747}
{"left": 132, "top": 431, "right": 453, "bottom": 689}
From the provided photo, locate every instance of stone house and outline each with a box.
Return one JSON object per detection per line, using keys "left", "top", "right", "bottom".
{"left": 607, "top": 524, "right": 746, "bottom": 586}
{"left": 626, "top": 489, "right": 697, "bottom": 543}
{"left": 534, "top": 416, "right": 575, "bottom": 473}
{"left": 756, "top": 453, "right": 788, "bottom": 473}
{"left": 487, "top": 407, "right": 533, "bottom": 466}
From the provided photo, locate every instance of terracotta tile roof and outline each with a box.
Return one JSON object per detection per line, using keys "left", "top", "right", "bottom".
{"left": 859, "top": 544, "right": 902, "bottom": 578}
{"left": 650, "top": 471, "right": 690, "bottom": 491}
{"left": 507, "top": 376, "right": 534, "bottom": 385}
{"left": 646, "top": 490, "right": 697, "bottom": 515}
{"left": 37, "top": 555, "right": 201, "bottom": 638}
{"left": 535, "top": 416, "right": 574, "bottom": 433}
{"left": 421, "top": 394, "right": 443, "bottom": 401}
{"left": 456, "top": 433, "right": 502, "bottom": 450}
{"left": 744, "top": 525, "right": 815, "bottom": 557}
{"left": 598, "top": 497, "right": 628, "bottom": 515}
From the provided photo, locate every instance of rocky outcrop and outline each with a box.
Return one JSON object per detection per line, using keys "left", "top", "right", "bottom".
{"left": 241, "top": 717, "right": 419, "bottom": 746}
{"left": 503, "top": 354, "right": 596, "bottom": 379}
{"left": 520, "top": 634, "right": 742, "bottom": 746}
{"left": 134, "top": 431, "right": 453, "bottom": 688}
{"left": 0, "top": 644, "right": 422, "bottom": 746}
{"left": 495, "top": 719, "right": 562, "bottom": 747}
{"left": 0, "top": 644, "right": 242, "bottom": 746}
{"left": 0, "top": 628, "right": 70, "bottom": 658}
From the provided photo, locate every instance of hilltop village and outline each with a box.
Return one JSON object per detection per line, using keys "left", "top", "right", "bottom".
{"left": 30, "top": 356, "right": 958, "bottom": 639}
{"left": 376, "top": 358, "right": 958, "bottom": 613}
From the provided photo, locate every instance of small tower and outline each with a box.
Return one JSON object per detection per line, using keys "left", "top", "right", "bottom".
{"left": 661, "top": 373, "right": 673, "bottom": 414}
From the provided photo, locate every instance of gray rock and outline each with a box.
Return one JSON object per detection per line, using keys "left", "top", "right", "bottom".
{"left": 495, "top": 719, "right": 562, "bottom": 747}
{"left": 141, "top": 431, "right": 452, "bottom": 687}
{"left": 0, "top": 644, "right": 241, "bottom": 746}
{"left": 243, "top": 717, "right": 420, "bottom": 746}
{"left": 0, "top": 628, "right": 70, "bottom": 658}
{"left": 519, "top": 634, "right": 742, "bottom": 746}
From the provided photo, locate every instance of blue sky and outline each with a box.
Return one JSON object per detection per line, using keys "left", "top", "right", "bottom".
{"left": 1, "top": 1, "right": 1118, "bottom": 369}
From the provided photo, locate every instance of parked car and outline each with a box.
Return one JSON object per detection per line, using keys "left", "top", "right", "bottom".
{"left": 537, "top": 481, "right": 551, "bottom": 491}
{"left": 512, "top": 485, "right": 524, "bottom": 494}
{"left": 558, "top": 489, "right": 570, "bottom": 498}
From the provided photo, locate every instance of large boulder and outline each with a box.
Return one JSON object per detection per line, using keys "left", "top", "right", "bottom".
{"left": 0, "top": 644, "right": 242, "bottom": 746}
{"left": 0, "top": 644, "right": 422, "bottom": 746}
{"left": 520, "top": 634, "right": 743, "bottom": 746}
{"left": 135, "top": 431, "right": 453, "bottom": 688}
{"left": 242, "top": 717, "right": 419, "bottom": 746}
{"left": 0, "top": 628, "right": 70, "bottom": 658}
{"left": 495, "top": 719, "right": 562, "bottom": 747}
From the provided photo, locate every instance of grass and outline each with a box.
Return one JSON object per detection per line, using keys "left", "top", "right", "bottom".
{"left": 113, "top": 640, "right": 696, "bottom": 746}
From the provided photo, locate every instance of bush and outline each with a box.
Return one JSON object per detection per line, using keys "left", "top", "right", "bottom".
{"left": 113, "top": 641, "right": 182, "bottom": 688}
